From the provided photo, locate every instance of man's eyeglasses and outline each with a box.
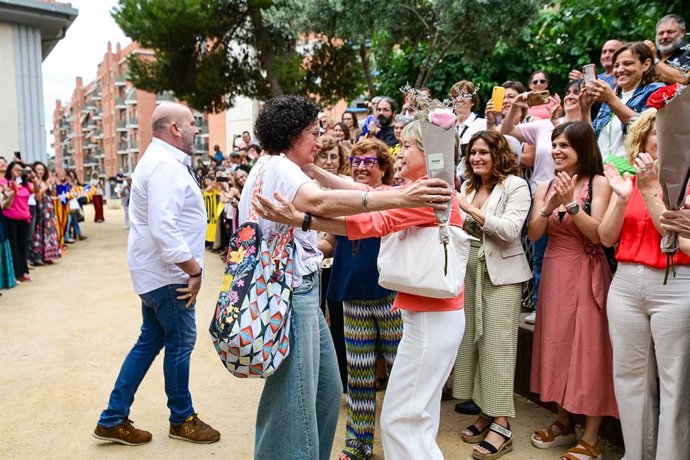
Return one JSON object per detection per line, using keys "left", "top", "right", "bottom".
{"left": 532, "top": 79, "right": 547, "bottom": 84}
{"left": 349, "top": 156, "right": 378, "bottom": 169}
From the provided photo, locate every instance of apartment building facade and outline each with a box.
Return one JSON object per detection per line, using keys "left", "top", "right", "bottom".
{"left": 53, "top": 41, "right": 211, "bottom": 182}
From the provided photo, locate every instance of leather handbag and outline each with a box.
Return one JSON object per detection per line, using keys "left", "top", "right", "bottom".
{"left": 377, "top": 223, "right": 472, "bottom": 298}
{"left": 209, "top": 158, "right": 295, "bottom": 378}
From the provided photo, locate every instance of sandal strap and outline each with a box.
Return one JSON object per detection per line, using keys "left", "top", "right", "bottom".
{"left": 465, "top": 424, "right": 483, "bottom": 436}
{"left": 489, "top": 422, "right": 512, "bottom": 440}
{"left": 465, "top": 414, "right": 492, "bottom": 436}
{"left": 477, "top": 439, "right": 499, "bottom": 455}
{"left": 535, "top": 419, "right": 573, "bottom": 442}
{"left": 561, "top": 440, "right": 601, "bottom": 460}
{"left": 576, "top": 439, "right": 600, "bottom": 457}
{"left": 553, "top": 419, "right": 575, "bottom": 435}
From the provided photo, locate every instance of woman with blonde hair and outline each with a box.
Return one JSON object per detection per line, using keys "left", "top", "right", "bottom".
{"left": 257, "top": 120, "right": 465, "bottom": 459}
{"left": 599, "top": 108, "right": 690, "bottom": 459}
{"left": 241, "top": 96, "right": 452, "bottom": 459}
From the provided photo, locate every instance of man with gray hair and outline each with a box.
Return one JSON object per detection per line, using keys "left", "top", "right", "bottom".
{"left": 648, "top": 14, "right": 690, "bottom": 85}
{"left": 93, "top": 103, "right": 220, "bottom": 446}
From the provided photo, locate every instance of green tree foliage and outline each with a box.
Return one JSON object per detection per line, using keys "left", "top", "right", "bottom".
{"left": 291, "top": 0, "right": 537, "bottom": 96}
{"left": 377, "top": 0, "right": 686, "bottom": 106}
{"left": 114, "top": 0, "right": 367, "bottom": 111}
{"left": 114, "top": 0, "right": 685, "bottom": 112}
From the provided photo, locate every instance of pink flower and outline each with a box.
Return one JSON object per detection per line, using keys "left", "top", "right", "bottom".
{"left": 429, "top": 108, "right": 456, "bottom": 129}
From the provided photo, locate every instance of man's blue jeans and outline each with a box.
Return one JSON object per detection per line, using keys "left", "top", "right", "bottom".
{"left": 254, "top": 271, "right": 343, "bottom": 460}
{"left": 98, "top": 283, "right": 196, "bottom": 426}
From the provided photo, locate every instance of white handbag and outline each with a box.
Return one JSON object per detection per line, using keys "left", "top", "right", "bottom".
{"left": 377, "top": 223, "right": 472, "bottom": 298}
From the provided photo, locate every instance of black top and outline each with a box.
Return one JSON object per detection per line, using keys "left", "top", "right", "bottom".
{"left": 376, "top": 125, "right": 397, "bottom": 147}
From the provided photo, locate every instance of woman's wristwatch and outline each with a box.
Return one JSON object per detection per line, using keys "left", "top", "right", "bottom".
{"left": 566, "top": 201, "right": 580, "bottom": 215}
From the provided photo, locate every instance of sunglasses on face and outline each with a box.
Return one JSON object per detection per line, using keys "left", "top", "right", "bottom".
{"left": 349, "top": 156, "right": 378, "bottom": 169}
{"left": 532, "top": 79, "right": 547, "bottom": 84}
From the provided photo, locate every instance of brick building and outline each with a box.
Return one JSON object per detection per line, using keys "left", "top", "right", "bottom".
{"left": 53, "top": 41, "right": 211, "bottom": 182}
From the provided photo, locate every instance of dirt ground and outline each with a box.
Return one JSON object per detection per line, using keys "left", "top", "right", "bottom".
{"left": 0, "top": 206, "right": 622, "bottom": 459}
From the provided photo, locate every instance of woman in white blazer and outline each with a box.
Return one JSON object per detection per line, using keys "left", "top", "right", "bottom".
{"left": 452, "top": 130, "right": 531, "bottom": 460}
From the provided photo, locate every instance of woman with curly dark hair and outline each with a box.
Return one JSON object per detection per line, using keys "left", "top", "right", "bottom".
{"left": 452, "top": 131, "right": 532, "bottom": 459}
{"left": 240, "top": 95, "right": 453, "bottom": 460}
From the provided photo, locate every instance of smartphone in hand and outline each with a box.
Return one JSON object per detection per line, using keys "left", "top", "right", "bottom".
{"left": 527, "top": 91, "right": 550, "bottom": 107}
{"left": 491, "top": 86, "right": 505, "bottom": 112}
{"left": 582, "top": 64, "right": 597, "bottom": 86}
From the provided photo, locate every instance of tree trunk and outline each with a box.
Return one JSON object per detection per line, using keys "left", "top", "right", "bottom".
{"left": 359, "top": 45, "right": 376, "bottom": 98}
{"left": 420, "top": 37, "right": 456, "bottom": 87}
{"left": 248, "top": 5, "right": 284, "bottom": 97}
{"left": 416, "top": 30, "right": 439, "bottom": 88}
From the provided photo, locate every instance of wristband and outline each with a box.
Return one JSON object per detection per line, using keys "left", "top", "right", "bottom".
{"left": 189, "top": 268, "right": 203, "bottom": 278}
{"left": 362, "top": 191, "right": 370, "bottom": 213}
{"left": 539, "top": 208, "right": 550, "bottom": 218}
{"left": 301, "top": 212, "right": 312, "bottom": 232}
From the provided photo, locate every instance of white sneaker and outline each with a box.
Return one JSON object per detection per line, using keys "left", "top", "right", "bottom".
{"left": 525, "top": 311, "right": 536, "bottom": 325}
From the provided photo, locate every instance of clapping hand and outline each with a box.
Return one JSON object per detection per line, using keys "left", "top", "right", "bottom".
{"left": 604, "top": 163, "right": 633, "bottom": 200}
{"left": 633, "top": 152, "right": 658, "bottom": 194}
{"left": 553, "top": 171, "right": 578, "bottom": 206}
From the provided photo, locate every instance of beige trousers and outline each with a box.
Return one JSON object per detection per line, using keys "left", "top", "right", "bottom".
{"left": 607, "top": 262, "right": 690, "bottom": 460}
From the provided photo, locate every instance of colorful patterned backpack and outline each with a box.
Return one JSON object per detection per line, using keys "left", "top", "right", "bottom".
{"left": 209, "top": 159, "right": 295, "bottom": 378}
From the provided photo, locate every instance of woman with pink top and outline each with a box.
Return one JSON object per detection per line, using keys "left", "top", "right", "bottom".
{"left": 256, "top": 119, "right": 465, "bottom": 460}
{"left": 1, "top": 161, "right": 39, "bottom": 283}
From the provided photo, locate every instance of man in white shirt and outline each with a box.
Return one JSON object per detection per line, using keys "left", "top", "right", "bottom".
{"left": 94, "top": 103, "right": 220, "bottom": 446}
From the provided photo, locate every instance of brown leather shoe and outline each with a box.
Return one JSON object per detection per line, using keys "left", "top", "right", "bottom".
{"left": 78, "top": 235, "right": 88, "bottom": 241}
{"left": 93, "top": 419, "right": 152, "bottom": 446}
{"left": 169, "top": 414, "right": 220, "bottom": 444}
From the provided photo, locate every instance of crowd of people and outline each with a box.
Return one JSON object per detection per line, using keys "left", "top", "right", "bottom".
{"left": 0, "top": 155, "right": 103, "bottom": 294}
{"left": 88, "top": 12, "right": 690, "bottom": 460}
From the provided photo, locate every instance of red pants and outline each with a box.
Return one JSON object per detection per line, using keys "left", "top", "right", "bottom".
{"left": 93, "top": 195, "right": 105, "bottom": 222}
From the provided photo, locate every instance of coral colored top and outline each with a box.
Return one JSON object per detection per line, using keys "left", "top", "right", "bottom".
{"left": 0, "top": 178, "right": 33, "bottom": 221}
{"left": 616, "top": 177, "right": 690, "bottom": 269}
{"left": 345, "top": 191, "right": 464, "bottom": 312}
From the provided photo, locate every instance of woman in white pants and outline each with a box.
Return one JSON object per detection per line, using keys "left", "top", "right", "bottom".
{"left": 599, "top": 108, "right": 690, "bottom": 460}
{"left": 256, "top": 120, "right": 465, "bottom": 459}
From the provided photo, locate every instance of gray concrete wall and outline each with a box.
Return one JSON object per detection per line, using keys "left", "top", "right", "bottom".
{"left": 13, "top": 22, "right": 46, "bottom": 164}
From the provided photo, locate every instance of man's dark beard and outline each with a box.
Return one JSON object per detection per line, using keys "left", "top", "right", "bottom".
{"left": 377, "top": 115, "right": 392, "bottom": 127}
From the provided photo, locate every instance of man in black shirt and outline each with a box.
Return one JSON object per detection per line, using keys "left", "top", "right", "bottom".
{"left": 366, "top": 96, "right": 398, "bottom": 147}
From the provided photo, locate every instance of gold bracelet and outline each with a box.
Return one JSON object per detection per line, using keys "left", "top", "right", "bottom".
{"left": 362, "top": 191, "right": 370, "bottom": 213}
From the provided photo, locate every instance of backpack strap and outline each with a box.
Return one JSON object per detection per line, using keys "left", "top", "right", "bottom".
{"left": 583, "top": 175, "right": 594, "bottom": 215}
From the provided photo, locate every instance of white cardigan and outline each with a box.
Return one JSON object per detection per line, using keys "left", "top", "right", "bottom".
{"left": 460, "top": 174, "right": 532, "bottom": 286}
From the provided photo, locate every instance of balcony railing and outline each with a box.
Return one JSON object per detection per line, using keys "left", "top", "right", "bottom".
{"left": 129, "top": 141, "right": 140, "bottom": 151}
{"left": 116, "top": 120, "right": 126, "bottom": 130}
{"left": 115, "top": 97, "right": 126, "bottom": 107}
{"left": 114, "top": 74, "right": 126, "bottom": 86}
{"left": 127, "top": 117, "right": 138, "bottom": 127}
{"left": 195, "top": 139, "right": 209, "bottom": 153}
{"left": 200, "top": 124, "right": 209, "bottom": 134}
{"left": 157, "top": 92, "right": 175, "bottom": 102}
{"left": 117, "top": 142, "right": 128, "bottom": 152}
